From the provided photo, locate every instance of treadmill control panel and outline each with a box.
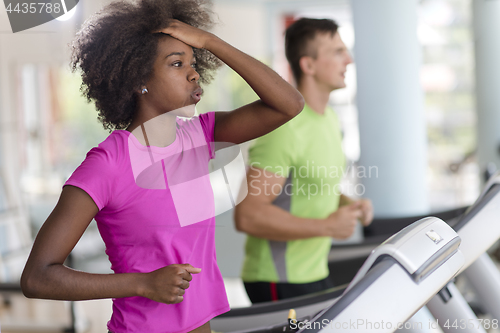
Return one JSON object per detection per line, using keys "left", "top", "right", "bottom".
{"left": 346, "top": 217, "right": 462, "bottom": 291}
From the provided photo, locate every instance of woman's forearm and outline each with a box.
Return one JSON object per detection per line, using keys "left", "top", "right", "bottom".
{"left": 22, "top": 264, "right": 144, "bottom": 301}
{"left": 205, "top": 36, "right": 304, "bottom": 116}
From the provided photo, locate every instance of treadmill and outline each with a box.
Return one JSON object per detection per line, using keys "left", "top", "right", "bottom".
{"left": 210, "top": 207, "right": 466, "bottom": 332}
{"left": 210, "top": 206, "right": 467, "bottom": 331}
{"left": 319, "top": 176, "right": 500, "bottom": 333}
{"left": 424, "top": 172, "right": 500, "bottom": 332}
{"left": 211, "top": 217, "right": 464, "bottom": 333}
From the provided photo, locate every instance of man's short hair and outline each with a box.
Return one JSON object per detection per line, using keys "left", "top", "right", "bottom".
{"left": 285, "top": 18, "right": 339, "bottom": 85}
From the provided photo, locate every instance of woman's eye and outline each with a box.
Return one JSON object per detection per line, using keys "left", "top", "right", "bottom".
{"left": 173, "top": 61, "right": 182, "bottom": 67}
{"left": 191, "top": 63, "right": 197, "bottom": 68}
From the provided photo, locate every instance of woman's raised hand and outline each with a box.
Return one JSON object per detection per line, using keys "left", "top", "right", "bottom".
{"left": 155, "top": 19, "right": 215, "bottom": 49}
{"left": 140, "top": 263, "right": 202, "bottom": 304}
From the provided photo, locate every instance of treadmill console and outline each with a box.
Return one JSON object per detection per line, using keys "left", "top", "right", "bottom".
{"left": 347, "top": 217, "right": 461, "bottom": 291}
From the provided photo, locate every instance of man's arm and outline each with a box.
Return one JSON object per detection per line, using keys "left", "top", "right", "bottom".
{"left": 234, "top": 167, "right": 363, "bottom": 241}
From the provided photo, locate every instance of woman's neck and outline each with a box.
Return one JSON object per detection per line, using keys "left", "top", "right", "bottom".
{"left": 127, "top": 112, "right": 177, "bottom": 148}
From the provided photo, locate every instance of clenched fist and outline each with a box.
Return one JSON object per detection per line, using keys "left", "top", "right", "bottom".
{"left": 324, "top": 202, "right": 363, "bottom": 239}
{"left": 140, "top": 264, "right": 201, "bottom": 304}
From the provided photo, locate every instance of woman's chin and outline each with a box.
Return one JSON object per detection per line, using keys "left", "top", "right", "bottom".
{"left": 170, "top": 104, "right": 196, "bottom": 118}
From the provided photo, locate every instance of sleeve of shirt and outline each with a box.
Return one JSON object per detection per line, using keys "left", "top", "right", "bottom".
{"left": 248, "top": 124, "right": 296, "bottom": 178}
{"left": 198, "top": 111, "right": 216, "bottom": 160}
{"left": 63, "top": 147, "right": 116, "bottom": 211}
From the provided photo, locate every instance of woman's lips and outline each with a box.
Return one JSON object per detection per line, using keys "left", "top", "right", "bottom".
{"left": 191, "top": 88, "right": 203, "bottom": 103}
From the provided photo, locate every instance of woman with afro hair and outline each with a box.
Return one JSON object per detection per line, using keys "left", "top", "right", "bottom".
{"left": 20, "top": 0, "right": 304, "bottom": 332}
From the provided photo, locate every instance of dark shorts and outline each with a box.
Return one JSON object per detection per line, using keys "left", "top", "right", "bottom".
{"left": 244, "top": 276, "right": 334, "bottom": 303}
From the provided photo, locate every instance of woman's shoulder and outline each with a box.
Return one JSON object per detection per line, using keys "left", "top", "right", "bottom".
{"left": 99, "top": 130, "right": 129, "bottom": 149}
{"left": 65, "top": 131, "right": 129, "bottom": 211}
{"left": 84, "top": 131, "right": 130, "bottom": 166}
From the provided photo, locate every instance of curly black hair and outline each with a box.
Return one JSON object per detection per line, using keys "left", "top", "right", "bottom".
{"left": 70, "top": 0, "right": 222, "bottom": 131}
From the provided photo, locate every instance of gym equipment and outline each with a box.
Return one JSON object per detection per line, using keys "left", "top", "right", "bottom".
{"left": 211, "top": 217, "right": 464, "bottom": 333}
{"left": 425, "top": 173, "right": 500, "bottom": 332}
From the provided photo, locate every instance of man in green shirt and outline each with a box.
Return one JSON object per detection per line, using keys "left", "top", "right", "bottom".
{"left": 234, "top": 18, "right": 374, "bottom": 303}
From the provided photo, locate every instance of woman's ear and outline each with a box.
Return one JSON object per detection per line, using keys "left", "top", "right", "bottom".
{"left": 299, "top": 56, "right": 315, "bottom": 77}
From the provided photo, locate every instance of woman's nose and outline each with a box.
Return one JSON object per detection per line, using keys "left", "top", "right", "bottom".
{"left": 189, "top": 68, "right": 200, "bottom": 82}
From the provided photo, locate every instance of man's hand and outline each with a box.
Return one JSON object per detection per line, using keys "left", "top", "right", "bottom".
{"left": 339, "top": 195, "right": 374, "bottom": 227}
{"left": 357, "top": 198, "right": 374, "bottom": 227}
{"left": 324, "top": 202, "right": 363, "bottom": 239}
{"left": 154, "top": 19, "right": 216, "bottom": 49}
{"left": 140, "top": 264, "right": 201, "bottom": 304}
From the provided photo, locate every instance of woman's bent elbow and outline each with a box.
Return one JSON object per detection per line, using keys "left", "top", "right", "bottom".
{"left": 285, "top": 95, "right": 304, "bottom": 119}
{"left": 20, "top": 271, "right": 36, "bottom": 298}
{"left": 295, "top": 95, "right": 305, "bottom": 115}
{"left": 21, "top": 266, "right": 44, "bottom": 298}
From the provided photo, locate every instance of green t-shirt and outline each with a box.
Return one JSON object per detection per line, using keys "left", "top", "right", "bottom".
{"left": 241, "top": 103, "right": 345, "bottom": 283}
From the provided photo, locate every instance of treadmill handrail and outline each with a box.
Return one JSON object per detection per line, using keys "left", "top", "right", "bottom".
{"left": 216, "top": 284, "right": 346, "bottom": 318}
{"left": 453, "top": 183, "right": 500, "bottom": 232}
{"left": 476, "top": 171, "right": 500, "bottom": 203}
{"left": 363, "top": 206, "right": 467, "bottom": 241}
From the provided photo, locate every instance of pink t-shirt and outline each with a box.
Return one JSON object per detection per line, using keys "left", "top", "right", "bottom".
{"left": 64, "top": 112, "right": 230, "bottom": 333}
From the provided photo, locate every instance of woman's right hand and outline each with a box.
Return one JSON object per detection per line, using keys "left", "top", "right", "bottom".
{"left": 140, "top": 264, "right": 202, "bottom": 304}
{"left": 155, "top": 19, "right": 215, "bottom": 50}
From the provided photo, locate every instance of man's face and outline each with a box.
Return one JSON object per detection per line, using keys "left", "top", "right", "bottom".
{"left": 309, "top": 32, "right": 353, "bottom": 91}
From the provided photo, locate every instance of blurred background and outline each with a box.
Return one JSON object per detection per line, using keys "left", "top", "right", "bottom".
{"left": 0, "top": 0, "right": 498, "bottom": 331}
